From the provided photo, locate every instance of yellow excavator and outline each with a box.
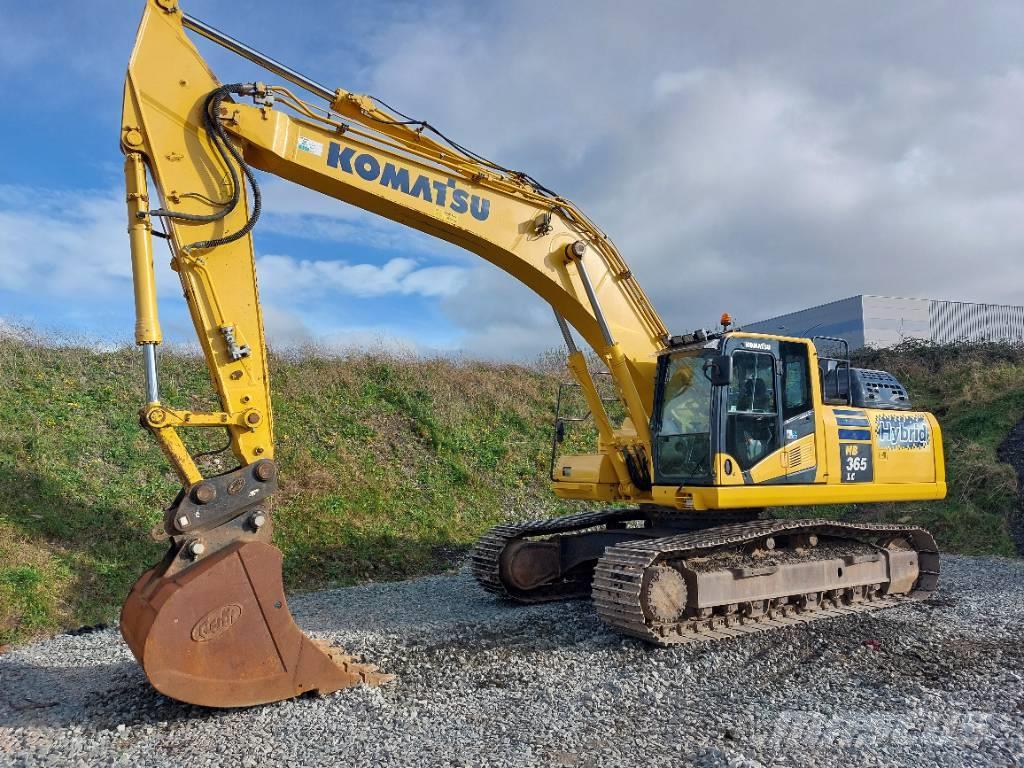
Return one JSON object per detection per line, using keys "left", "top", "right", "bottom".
{"left": 119, "top": 1, "right": 945, "bottom": 707}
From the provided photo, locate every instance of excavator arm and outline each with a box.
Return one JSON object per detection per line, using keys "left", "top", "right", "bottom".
{"left": 119, "top": 1, "right": 668, "bottom": 706}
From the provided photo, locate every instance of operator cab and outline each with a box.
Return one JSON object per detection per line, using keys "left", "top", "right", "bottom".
{"left": 652, "top": 334, "right": 815, "bottom": 486}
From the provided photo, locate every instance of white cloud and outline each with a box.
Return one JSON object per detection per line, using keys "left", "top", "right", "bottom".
{"left": 440, "top": 263, "right": 558, "bottom": 360}
{"left": 0, "top": 183, "right": 466, "bottom": 349}
{"left": 354, "top": 1, "right": 1024, "bottom": 356}
{"left": 256, "top": 254, "right": 465, "bottom": 300}
{"left": 0, "top": 185, "right": 178, "bottom": 299}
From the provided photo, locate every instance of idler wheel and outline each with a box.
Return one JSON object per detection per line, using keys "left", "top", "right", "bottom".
{"left": 641, "top": 564, "right": 688, "bottom": 624}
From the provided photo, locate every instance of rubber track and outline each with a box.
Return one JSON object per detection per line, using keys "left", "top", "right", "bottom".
{"left": 592, "top": 518, "right": 940, "bottom": 645}
{"left": 470, "top": 508, "right": 648, "bottom": 602}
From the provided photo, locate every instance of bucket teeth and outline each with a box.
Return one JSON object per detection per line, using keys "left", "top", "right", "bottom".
{"left": 311, "top": 639, "right": 396, "bottom": 685}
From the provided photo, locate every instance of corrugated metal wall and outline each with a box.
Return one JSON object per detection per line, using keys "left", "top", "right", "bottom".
{"left": 748, "top": 295, "right": 1024, "bottom": 349}
{"left": 928, "top": 300, "right": 1024, "bottom": 343}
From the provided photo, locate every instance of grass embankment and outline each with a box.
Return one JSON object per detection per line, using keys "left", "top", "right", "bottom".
{"left": 1, "top": 337, "right": 1022, "bottom": 646}
{"left": 773, "top": 341, "right": 1024, "bottom": 556}
{"left": 0, "top": 336, "right": 594, "bottom": 647}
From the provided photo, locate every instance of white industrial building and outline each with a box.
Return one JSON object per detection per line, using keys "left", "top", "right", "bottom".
{"left": 745, "top": 295, "right": 1024, "bottom": 350}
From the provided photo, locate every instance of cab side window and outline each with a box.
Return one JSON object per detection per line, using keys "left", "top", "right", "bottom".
{"left": 728, "top": 351, "right": 776, "bottom": 414}
{"left": 780, "top": 341, "right": 812, "bottom": 420}
{"left": 726, "top": 351, "right": 779, "bottom": 470}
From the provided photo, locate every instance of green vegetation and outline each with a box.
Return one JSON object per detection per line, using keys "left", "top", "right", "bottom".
{"left": 0, "top": 334, "right": 593, "bottom": 647}
{"left": 773, "top": 340, "right": 1024, "bottom": 556}
{"left": 1, "top": 335, "right": 1022, "bottom": 647}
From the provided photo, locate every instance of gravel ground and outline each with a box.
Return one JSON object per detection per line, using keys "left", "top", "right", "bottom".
{"left": 2, "top": 554, "right": 1023, "bottom": 768}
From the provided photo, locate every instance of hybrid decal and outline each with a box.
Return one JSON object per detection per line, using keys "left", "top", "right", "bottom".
{"left": 875, "top": 414, "right": 930, "bottom": 450}
{"left": 326, "top": 142, "right": 491, "bottom": 221}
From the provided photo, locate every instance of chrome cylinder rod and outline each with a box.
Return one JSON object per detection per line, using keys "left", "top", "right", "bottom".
{"left": 182, "top": 13, "right": 335, "bottom": 102}
{"left": 553, "top": 310, "right": 580, "bottom": 355}
{"left": 573, "top": 254, "right": 616, "bottom": 348}
{"left": 142, "top": 343, "right": 160, "bottom": 404}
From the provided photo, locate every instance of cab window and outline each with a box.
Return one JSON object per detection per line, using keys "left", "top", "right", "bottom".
{"left": 780, "top": 341, "right": 812, "bottom": 419}
{"left": 655, "top": 354, "right": 712, "bottom": 482}
{"left": 728, "top": 351, "right": 776, "bottom": 414}
{"left": 726, "top": 350, "right": 779, "bottom": 470}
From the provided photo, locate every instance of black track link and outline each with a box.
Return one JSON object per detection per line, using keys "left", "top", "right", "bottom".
{"left": 593, "top": 518, "right": 939, "bottom": 645}
{"left": 470, "top": 508, "right": 647, "bottom": 603}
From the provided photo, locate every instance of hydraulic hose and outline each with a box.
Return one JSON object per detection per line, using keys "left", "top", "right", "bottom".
{"left": 149, "top": 84, "right": 262, "bottom": 252}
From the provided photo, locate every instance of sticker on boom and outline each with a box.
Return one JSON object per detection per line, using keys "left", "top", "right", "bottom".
{"left": 191, "top": 603, "right": 243, "bottom": 642}
{"left": 296, "top": 136, "right": 324, "bottom": 157}
{"left": 876, "top": 414, "right": 930, "bottom": 450}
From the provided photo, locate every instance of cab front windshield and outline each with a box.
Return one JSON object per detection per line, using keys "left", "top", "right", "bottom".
{"left": 655, "top": 353, "right": 713, "bottom": 483}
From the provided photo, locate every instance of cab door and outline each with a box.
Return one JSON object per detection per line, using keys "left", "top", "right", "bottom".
{"left": 724, "top": 348, "right": 781, "bottom": 480}
{"left": 779, "top": 340, "right": 818, "bottom": 482}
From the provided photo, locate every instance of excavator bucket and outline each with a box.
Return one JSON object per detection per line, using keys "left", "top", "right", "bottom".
{"left": 120, "top": 540, "right": 391, "bottom": 708}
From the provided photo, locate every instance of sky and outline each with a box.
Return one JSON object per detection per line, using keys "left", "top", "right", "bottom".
{"left": 1, "top": 1, "right": 1023, "bottom": 359}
